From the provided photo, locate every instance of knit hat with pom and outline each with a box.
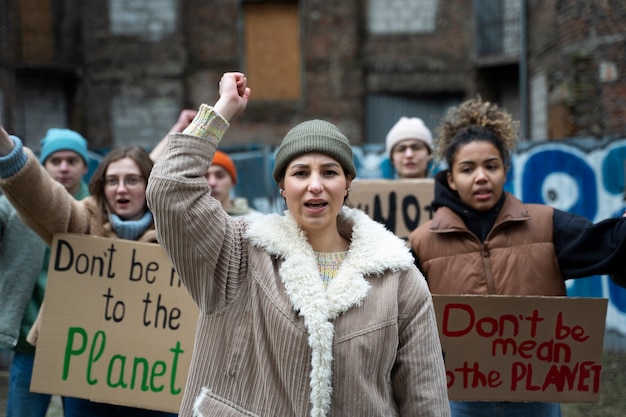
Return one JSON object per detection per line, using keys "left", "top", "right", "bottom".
{"left": 272, "top": 119, "right": 356, "bottom": 182}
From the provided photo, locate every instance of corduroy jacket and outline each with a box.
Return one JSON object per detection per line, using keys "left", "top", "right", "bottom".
{"left": 147, "top": 105, "right": 450, "bottom": 417}
{"left": 410, "top": 193, "right": 565, "bottom": 295}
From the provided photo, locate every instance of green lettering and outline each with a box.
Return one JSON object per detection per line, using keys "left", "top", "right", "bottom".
{"left": 107, "top": 355, "right": 128, "bottom": 388}
{"left": 87, "top": 330, "right": 106, "bottom": 385}
{"left": 131, "top": 357, "right": 150, "bottom": 391}
{"left": 169, "top": 341, "right": 184, "bottom": 395}
{"left": 150, "top": 361, "right": 166, "bottom": 392}
{"left": 63, "top": 327, "right": 88, "bottom": 380}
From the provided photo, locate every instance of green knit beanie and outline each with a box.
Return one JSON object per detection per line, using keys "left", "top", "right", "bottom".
{"left": 272, "top": 119, "right": 357, "bottom": 182}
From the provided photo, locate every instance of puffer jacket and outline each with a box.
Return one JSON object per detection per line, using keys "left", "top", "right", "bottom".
{"left": 410, "top": 193, "right": 565, "bottom": 295}
{"left": 410, "top": 170, "right": 626, "bottom": 295}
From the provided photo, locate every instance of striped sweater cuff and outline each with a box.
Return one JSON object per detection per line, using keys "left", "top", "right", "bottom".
{"left": 182, "top": 104, "right": 230, "bottom": 143}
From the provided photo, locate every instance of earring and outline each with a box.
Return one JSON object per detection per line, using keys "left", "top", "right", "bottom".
{"left": 279, "top": 188, "right": 284, "bottom": 195}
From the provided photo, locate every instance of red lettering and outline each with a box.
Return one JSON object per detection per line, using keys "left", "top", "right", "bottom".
{"left": 450, "top": 361, "right": 501, "bottom": 389}
{"left": 577, "top": 361, "right": 602, "bottom": 393}
{"left": 492, "top": 338, "right": 571, "bottom": 362}
{"left": 542, "top": 362, "right": 579, "bottom": 392}
{"left": 492, "top": 338, "right": 517, "bottom": 356}
{"left": 513, "top": 361, "right": 602, "bottom": 394}
{"left": 511, "top": 362, "right": 526, "bottom": 390}
{"left": 511, "top": 362, "right": 540, "bottom": 391}
{"left": 517, "top": 339, "right": 537, "bottom": 359}
{"left": 476, "top": 317, "right": 498, "bottom": 337}
{"left": 555, "top": 312, "right": 589, "bottom": 342}
{"left": 536, "top": 340, "right": 571, "bottom": 363}
{"left": 442, "top": 304, "right": 475, "bottom": 337}
{"left": 525, "top": 310, "right": 544, "bottom": 338}
{"left": 443, "top": 304, "right": 546, "bottom": 339}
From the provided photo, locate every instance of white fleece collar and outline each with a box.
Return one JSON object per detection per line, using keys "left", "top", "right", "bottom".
{"left": 245, "top": 206, "right": 413, "bottom": 417}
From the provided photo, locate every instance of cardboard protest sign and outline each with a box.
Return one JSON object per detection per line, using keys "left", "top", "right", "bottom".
{"left": 31, "top": 234, "right": 198, "bottom": 413}
{"left": 432, "top": 295, "right": 608, "bottom": 402}
{"left": 349, "top": 178, "right": 434, "bottom": 239}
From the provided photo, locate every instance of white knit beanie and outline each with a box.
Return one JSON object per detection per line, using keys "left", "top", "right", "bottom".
{"left": 385, "top": 117, "right": 433, "bottom": 156}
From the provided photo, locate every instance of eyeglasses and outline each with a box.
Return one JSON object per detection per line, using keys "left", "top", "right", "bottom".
{"left": 393, "top": 142, "right": 428, "bottom": 153}
{"left": 104, "top": 175, "right": 145, "bottom": 189}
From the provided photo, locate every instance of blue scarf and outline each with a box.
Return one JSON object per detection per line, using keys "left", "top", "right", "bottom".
{"left": 108, "top": 211, "right": 153, "bottom": 241}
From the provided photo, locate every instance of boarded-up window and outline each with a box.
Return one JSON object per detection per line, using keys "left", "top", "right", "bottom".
{"left": 20, "top": 0, "right": 54, "bottom": 63}
{"left": 243, "top": 2, "right": 301, "bottom": 100}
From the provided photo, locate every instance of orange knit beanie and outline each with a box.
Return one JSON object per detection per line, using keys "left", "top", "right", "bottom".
{"left": 212, "top": 150, "right": 237, "bottom": 184}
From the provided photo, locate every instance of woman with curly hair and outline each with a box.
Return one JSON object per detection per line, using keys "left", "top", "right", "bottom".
{"left": 409, "top": 96, "right": 626, "bottom": 417}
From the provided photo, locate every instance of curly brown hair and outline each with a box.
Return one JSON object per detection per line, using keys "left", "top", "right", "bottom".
{"left": 435, "top": 96, "right": 519, "bottom": 168}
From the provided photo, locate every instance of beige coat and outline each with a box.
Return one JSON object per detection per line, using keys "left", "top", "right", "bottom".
{"left": 147, "top": 106, "right": 450, "bottom": 417}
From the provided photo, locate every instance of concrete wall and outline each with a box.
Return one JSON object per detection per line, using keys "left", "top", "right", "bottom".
{"left": 4, "top": 0, "right": 625, "bottom": 149}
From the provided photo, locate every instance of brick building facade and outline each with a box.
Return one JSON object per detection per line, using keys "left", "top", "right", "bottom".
{"left": 527, "top": 0, "right": 626, "bottom": 139}
{"left": 0, "top": 0, "right": 625, "bottom": 152}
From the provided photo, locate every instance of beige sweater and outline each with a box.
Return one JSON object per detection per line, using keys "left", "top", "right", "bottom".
{"left": 147, "top": 105, "right": 450, "bottom": 417}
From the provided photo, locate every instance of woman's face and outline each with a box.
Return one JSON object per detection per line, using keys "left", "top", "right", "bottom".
{"left": 103, "top": 157, "right": 147, "bottom": 220}
{"left": 391, "top": 139, "right": 430, "bottom": 178}
{"left": 447, "top": 140, "right": 506, "bottom": 212}
{"left": 282, "top": 152, "right": 351, "bottom": 236}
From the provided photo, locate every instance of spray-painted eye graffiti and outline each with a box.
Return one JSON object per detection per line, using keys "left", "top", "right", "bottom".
{"left": 520, "top": 148, "right": 597, "bottom": 219}
{"left": 511, "top": 140, "right": 626, "bottom": 332}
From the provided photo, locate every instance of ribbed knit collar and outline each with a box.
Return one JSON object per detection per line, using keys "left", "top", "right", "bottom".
{"left": 108, "top": 211, "right": 153, "bottom": 241}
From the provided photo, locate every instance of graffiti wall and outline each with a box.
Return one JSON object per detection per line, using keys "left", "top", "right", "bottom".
{"left": 509, "top": 138, "right": 626, "bottom": 339}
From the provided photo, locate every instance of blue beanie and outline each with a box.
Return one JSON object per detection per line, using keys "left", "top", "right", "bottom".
{"left": 39, "top": 128, "right": 90, "bottom": 165}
